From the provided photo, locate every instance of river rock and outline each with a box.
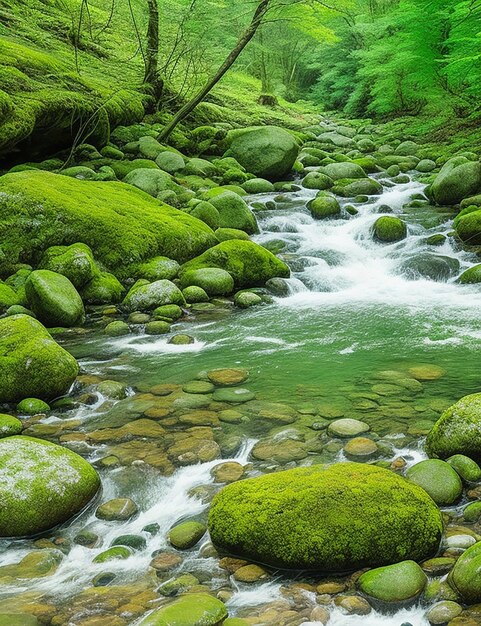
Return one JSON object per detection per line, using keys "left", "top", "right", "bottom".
{"left": 447, "top": 455, "right": 481, "bottom": 482}
{"left": 459, "top": 264, "right": 481, "bottom": 284}
{"left": 358, "top": 560, "right": 427, "bottom": 602}
{"left": 81, "top": 272, "right": 124, "bottom": 304}
{"left": 408, "top": 364, "right": 445, "bottom": 380}
{"left": 39, "top": 242, "right": 98, "bottom": 289}
{"left": 225, "top": 126, "right": 299, "bottom": 181}
{"left": 168, "top": 521, "right": 206, "bottom": 549}
{"left": 208, "top": 463, "right": 443, "bottom": 571}
{"left": 212, "top": 388, "right": 255, "bottom": 403}
{"left": 25, "top": 270, "right": 85, "bottom": 327}
{"left": 0, "top": 549, "right": 63, "bottom": 582}
{"left": 320, "top": 162, "right": 366, "bottom": 180}
{"left": 400, "top": 253, "right": 459, "bottom": 281}
{"left": 180, "top": 240, "right": 290, "bottom": 289}
{"left": 308, "top": 193, "right": 341, "bottom": 219}
{"left": 104, "top": 320, "right": 130, "bottom": 336}
{"left": 0, "top": 436, "right": 100, "bottom": 536}
{"left": 17, "top": 398, "right": 50, "bottom": 414}
{"left": 373, "top": 216, "right": 407, "bottom": 242}
{"left": 93, "top": 546, "right": 132, "bottom": 563}
{"left": 138, "top": 593, "right": 228, "bottom": 626}
{"left": 180, "top": 268, "right": 234, "bottom": 296}
{"left": 0, "top": 414, "right": 22, "bottom": 437}
{"left": 209, "top": 192, "right": 259, "bottom": 234}
{"left": 0, "top": 314, "right": 79, "bottom": 402}
{"left": 333, "top": 177, "right": 382, "bottom": 197}
{"left": 96, "top": 498, "right": 138, "bottom": 521}
{"left": 211, "top": 462, "right": 245, "bottom": 483}
{"left": 406, "top": 459, "right": 463, "bottom": 505}
{"left": 328, "top": 418, "right": 370, "bottom": 437}
{"left": 207, "top": 369, "right": 249, "bottom": 386}
{"left": 123, "top": 280, "right": 185, "bottom": 311}
{"left": 343, "top": 437, "right": 378, "bottom": 459}
{"left": 136, "top": 256, "right": 180, "bottom": 281}
{"left": 234, "top": 291, "right": 262, "bottom": 308}
{"left": 426, "top": 601, "right": 463, "bottom": 625}
{"left": 449, "top": 542, "right": 481, "bottom": 603}
{"left": 431, "top": 157, "right": 481, "bottom": 205}
{"left": 426, "top": 393, "right": 481, "bottom": 462}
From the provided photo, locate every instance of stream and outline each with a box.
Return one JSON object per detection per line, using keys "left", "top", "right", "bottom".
{"left": 3, "top": 167, "right": 481, "bottom": 625}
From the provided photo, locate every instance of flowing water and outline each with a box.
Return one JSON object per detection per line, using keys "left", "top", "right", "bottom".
{"left": 3, "top": 169, "right": 481, "bottom": 624}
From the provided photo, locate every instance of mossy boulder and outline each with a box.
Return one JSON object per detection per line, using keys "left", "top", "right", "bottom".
{"left": 373, "top": 216, "right": 407, "bottom": 243}
{"left": 358, "top": 560, "right": 427, "bottom": 602}
{"left": 80, "top": 272, "right": 125, "bottom": 304}
{"left": 426, "top": 393, "right": 481, "bottom": 462}
{"left": 333, "top": 177, "right": 382, "bottom": 197}
{"left": 215, "top": 228, "right": 250, "bottom": 242}
{"left": 458, "top": 264, "right": 481, "bottom": 284}
{"left": 400, "top": 253, "right": 459, "bottom": 282}
{"left": 0, "top": 414, "right": 23, "bottom": 437}
{"left": 225, "top": 126, "right": 299, "bottom": 181}
{"left": 180, "top": 268, "right": 234, "bottom": 296}
{"left": 406, "top": 459, "right": 463, "bottom": 506}
{"left": 234, "top": 291, "right": 263, "bottom": 308}
{"left": 209, "top": 192, "right": 259, "bottom": 234}
{"left": 168, "top": 521, "right": 206, "bottom": 549}
{"left": 308, "top": 193, "right": 341, "bottom": 219}
{"left": 155, "top": 151, "right": 185, "bottom": 174}
{"left": 431, "top": 157, "right": 481, "bottom": 206}
{"left": 17, "top": 398, "right": 50, "bottom": 415}
{"left": 39, "top": 243, "right": 98, "bottom": 289}
{"left": 0, "top": 314, "right": 78, "bottom": 403}
{"left": 25, "top": 270, "right": 84, "bottom": 327}
{"left": 302, "top": 172, "right": 334, "bottom": 190}
{"left": 208, "top": 463, "right": 442, "bottom": 571}
{"left": 242, "top": 178, "right": 275, "bottom": 194}
{"left": 123, "top": 280, "right": 185, "bottom": 311}
{"left": 448, "top": 542, "right": 481, "bottom": 603}
{"left": 124, "top": 168, "right": 179, "bottom": 198}
{"left": 136, "top": 257, "right": 180, "bottom": 281}
{"left": 320, "top": 162, "right": 366, "bottom": 180}
{"left": 180, "top": 240, "right": 290, "bottom": 289}
{"left": 447, "top": 455, "right": 481, "bottom": 483}
{"left": 455, "top": 208, "right": 481, "bottom": 245}
{"left": 0, "top": 171, "right": 216, "bottom": 279}
{"left": 138, "top": 593, "right": 228, "bottom": 626}
{"left": 190, "top": 202, "right": 221, "bottom": 231}
{"left": 0, "top": 282, "right": 20, "bottom": 311}
{"left": 0, "top": 435, "right": 100, "bottom": 537}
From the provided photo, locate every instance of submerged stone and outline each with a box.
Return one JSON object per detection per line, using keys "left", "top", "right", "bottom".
{"left": 137, "top": 593, "right": 228, "bottom": 626}
{"left": 0, "top": 436, "right": 100, "bottom": 537}
{"left": 168, "top": 521, "right": 206, "bottom": 550}
{"left": 208, "top": 463, "right": 442, "bottom": 571}
{"left": 207, "top": 369, "right": 249, "bottom": 386}
{"left": 96, "top": 498, "right": 138, "bottom": 521}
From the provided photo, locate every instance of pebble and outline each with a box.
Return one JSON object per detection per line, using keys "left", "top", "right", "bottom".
{"left": 328, "top": 418, "right": 370, "bottom": 437}
{"left": 207, "top": 368, "right": 249, "bottom": 386}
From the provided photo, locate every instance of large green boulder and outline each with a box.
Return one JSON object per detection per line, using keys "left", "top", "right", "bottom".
{"left": 225, "top": 126, "right": 299, "bottom": 181}
{"left": 333, "top": 177, "right": 382, "bottom": 197}
{"left": 123, "top": 168, "right": 179, "bottom": 197}
{"left": 448, "top": 542, "right": 481, "bottom": 603}
{"left": 455, "top": 209, "right": 481, "bottom": 245}
{"left": 426, "top": 393, "right": 481, "bottom": 462}
{"left": 0, "top": 436, "right": 100, "bottom": 537}
{"left": 209, "top": 192, "right": 259, "bottom": 234}
{"left": 180, "top": 268, "right": 234, "bottom": 296}
{"left": 373, "top": 216, "right": 407, "bottom": 243}
{"left": 138, "top": 593, "right": 227, "bottom": 626}
{"left": 123, "top": 279, "right": 185, "bottom": 311}
{"left": 320, "top": 162, "right": 366, "bottom": 180}
{"left": 25, "top": 270, "right": 84, "bottom": 327}
{"left": 358, "top": 560, "right": 427, "bottom": 602}
{"left": 136, "top": 257, "right": 180, "bottom": 281}
{"left": 308, "top": 193, "right": 340, "bottom": 219}
{"left": 400, "top": 253, "right": 459, "bottom": 282}
{"left": 0, "top": 282, "right": 20, "bottom": 311}
{"left": 208, "top": 463, "right": 442, "bottom": 571}
{"left": 458, "top": 264, "right": 481, "bottom": 284}
{"left": 406, "top": 459, "right": 463, "bottom": 506}
{"left": 80, "top": 272, "right": 124, "bottom": 304}
{"left": 431, "top": 157, "right": 481, "bottom": 205}
{"left": 38, "top": 242, "right": 98, "bottom": 289}
{"left": 180, "top": 240, "right": 290, "bottom": 289}
{"left": 0, "top": 171, "right": 216, "bottom": 279}
{"left": 0, "top": 314, "right": 78, "bottom": 402}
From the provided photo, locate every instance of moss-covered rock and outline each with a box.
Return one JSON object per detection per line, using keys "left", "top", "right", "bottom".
{"left": 308, "top": 193, "right": 341, "bottom": 219}
{"left": 320, "top": 162, "right": 366, "bottom": 180}
{"left": 431, "top": 157, "right": 481, "bottom": 206}
{"left": 138, "top": 593, "right": 228, "bottom": 626}
{"left": 0, "top": 435, "right": 100, "bottom": 537}
{"left": 16, "top": 398, "right": 50, "bottom": 415}
{"left": 0, "top": 314, "right": 78, "bottom": 403}
{"left": 406, "top": 459, "right": 463, "bottom": 506}
{"left": 358, "top": 560, "right": 427, "bottom": 602}
{"left": 80, "top": 272, "right": 125, "bottom": 304}
{"left": 39, "top": 242, "right": 98, "bottom": 289}
{"left": 124, "top": 168, "right": 179, "bottom": 197}
{"left": 180, "top": 240, "right": 290, "bottom": 289}
{"left": 0, "top": 414, "right": 23, "bottom": 437}
{"left": 208, "top": 463, "right": 442, "bottom": 571}
{"left": 136, "top": 257, "right": 180, "bottom": 282}
{"left": 302, "top": 172, "right": 334, "bottom": 190}
{"left": 190, "top": 201, "right": 221, "bottom": 231}
{"left": 242, "top": 178, "right": 275, "bottom": 194}
{"left": 123, "top": 280, "right": 185, "bottom": 311}
{"left": 234, "top": 291, "right": 263, "bottom": 308}
{"left": 225, "top": 126, "right": 299, "bottom": 181}
{"left": 0, "top": 171, "right": 216, "bottom": 279}
{"left": 168, "top": 521, "right": 206, "bottom": 549}
{"left": 447, "top": 455, "right": 481, "bottom": 483}
{"left": 104, "top": 320, "right": 130, "bottom": 336}
{"left": 426, "top": 393, "right": 481, "bottom": 462}
{"left": 0, "top": 282, "right": 20, "bottom": 311}
{"left": 215, "top": 228, "right": 250, "bottom": 242}
{"left": 448, "top": 542, "right": 481, "bottom": 603}
{"left": 458, "top": 264, "right": 481, "bottom": 284}
{"left": 180, "top": 268, "right": 234, "bottom": 296}
{"left": 155, "top": 151, "right": 185, "bottom": 174}
{"left": 373, "top": 216, "right": 407, "bottom": 243}
{"left": 333, "top": 177, "right": 383, "bottom": 197}
{"left": 454, "top": 208, "right": 481, "bottom": 245}
{"left": 25, "top": 270, "right": 84, "bottom": 327}
{"left": 209, "top": 192, "right": 259, "bottom": 235}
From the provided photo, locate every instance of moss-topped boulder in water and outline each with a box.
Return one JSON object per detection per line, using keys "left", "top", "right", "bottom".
{"left": 373, "top": 216, "right": 407, "bottom": 243}
{"left": 38, "top": 243, "right": 98, "bottom": 289}
{"left": 209, "top": 192, "right": 259, "bottom": 234}
{"left": 123, "top": 279, "right": 185, "bottom": 311}
{"left": 180, "top": 268, "right": 235, "bottom": 296}
{"left": 0, "top": 171, "right": 216, "bottom": 279}
{"left": 0, "top": 314, "right": 78, "bottom": 403}
{"left": 431, "top": 157, "right": 481, "bottom": 206}
{"left": 0, "top": 435, "right": 100, "bottom": 537}
{"left": 426, "top": 393, "right": 481, "bottom": 463}
{"left": 208, "top": 462, "right": 442, "bottom": 571}
{"left": 138, "top": 593, "right": 228, "bottom": 626}
{"left": 25, "top": 270, "right": 85, "bottom": 327}
{"left": 224, "top": 126, "right": 299, "bottom": 181}
{"left": 180, "top": 240, "right": 289, "bottom": 289}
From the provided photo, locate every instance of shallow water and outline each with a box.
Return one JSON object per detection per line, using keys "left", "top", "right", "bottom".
{"left": 4, "top": 169, "right": 481, "bottom": 624}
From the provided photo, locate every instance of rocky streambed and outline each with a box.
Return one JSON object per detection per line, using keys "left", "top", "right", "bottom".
{"left": 1, "top": 117, "right": 481, "bottom": 626}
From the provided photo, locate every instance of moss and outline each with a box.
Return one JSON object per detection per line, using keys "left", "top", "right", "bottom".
{"left": 80, "top": 272, "right": 124, "bottom": 304}
{"left": 0, "top": 414, "right": 23, "bottom": 437}
{"left": 25, "top": 270, "right": 85, "bottom": 328}
{"left": 39, "top": 243, "right": 99, "bottom": 289}
{"left": 180, "top": 240, "right": 290, "bottom": 289}
{"left": 426, "top": 393, "right": 481, "bottom": 462}
{"left": 180, "top": 268, "right": 235, "bottom": 296}
{"left": 0, "top": 171, "right": 217, "bottom": 279}
{"left": 209, "top": 192, "right": 259, "bottom": 234}
{"left": 109, "top": 159, "right": 159, "bottom": 180}
{"left": 0, "top": 314, "right": 79, "bottom": 403}
{"left": 449, "top": 542, "right": 481, "bottom": 603}
{"left": 373, "top": 216, "right": 407, "bottom": 242}
{"left": 190, "top": 202, "right": 221, "bottom": 231}
{"left": 138, "top": 593, "right": 228, "bottom": 626}
{"left": 308, "top": 193, "right": 341, "bottom": 219}
{"left": 136, "top": 257, "right": 180, "bottom": 282}
{"left": 208, "top": 462, "right": 442, "bottom": 571}
{"left": 215, "top": 228, "right": 250, "bottom": 242}
{"left": 458, "top": 264, "right": 481, "bottom": 284}
{"left": 0, "top": 435, "right": 100, "bottom": 537}
{"left": 123, "top": 280, "right": 185, "bottom": 311}
{"left": 332, "top": 177, "right": 383, "bottom": 197}
{"left": 0, "top": 282, "right": 20, "bottom": 311}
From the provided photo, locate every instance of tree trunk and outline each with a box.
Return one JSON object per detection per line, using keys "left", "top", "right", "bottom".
{"left": 157, "top": 0, "right": 271, "bottom": 142}
{"left": 143, "top": 0, "right": 163, "bottom": 107}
